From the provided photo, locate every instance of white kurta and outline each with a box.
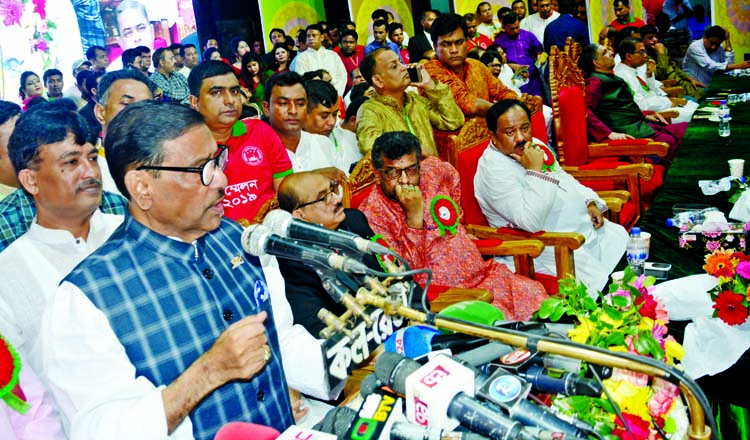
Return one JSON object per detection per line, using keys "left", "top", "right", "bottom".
{"left": 613, "top": 63, "right": 697, "bottom": 123}
{"left": 0, "top": 210, "right": 123, "bottom": 373}
{"left": 291, "top": 47, "right": 348, "bottom": 96}
{"left": 288, "top": 131, "right": 342, "bottom": 174}
{"left": 474, "top": 141, "right": 629, "bottom": 293}
{"left": 520, "top": 12, "right": 560, "bottom": 46}
{"left": 330, "top": 126, "right": 363, "bottom": 173}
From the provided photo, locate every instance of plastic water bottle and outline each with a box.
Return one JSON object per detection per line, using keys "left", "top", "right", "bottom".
{"left": 626, "top": 227, "right": 648, "bottom": 276}
{"left": 719, "top": 100, "right": 731, "bottom": 137}
{"left": 666, "top": 212, "right": 696, "bottom": 231}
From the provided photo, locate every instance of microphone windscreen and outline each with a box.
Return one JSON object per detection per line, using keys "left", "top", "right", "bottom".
{"left": 263, "top": 209, "right": 293, "bottom": 236}
{"left": 213, "top": 422, "right": 281, "bottom": 440}
{"left": 383, "top": 325, "right": 441, "bottom": 358}
{"left": 313, "top": 406, "right": 357, "bottom": 437}
{"left": 374, "top": 352, "right": 420, "bottom": 394}
{"left": 359, "top": 373, "right": 382, "bottom": 397}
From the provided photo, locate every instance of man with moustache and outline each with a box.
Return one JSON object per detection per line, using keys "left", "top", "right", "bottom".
{"left": 475, "top": 100, "right": 628, "bottom": 293}
{"left": 520, "top": 0, "right": 559, "bottom": 46}
{"left": 41, "top": 101, "right": 295, "bottom": 439}
{"left": 337, "top": 29, "right": 366, "bottom": 94}
{"left": 0, "top": 103, "right": 123, "bottom": 372}
{"left": 512, "top": 0, "right": 527, "bottom": 20}
{"left": 189, "top": 61, "right": 292, "bottom": 224}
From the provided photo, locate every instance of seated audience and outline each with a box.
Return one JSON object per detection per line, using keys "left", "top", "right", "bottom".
{"left": 475, "top": 100, "right": 628, "bottom": 292}
{"left": 188, "top": 61, "right": 292, "bottom": 223}
{"left": 579, "top": 43, "right": 687, "bottom": 163}
{"left": 425, "top": 14, "right": 540, "bottom": 143}
{"left": 599, "top": 25, "right": 619, "bottom": 48}
{"left": 19, "top": 71, "right": 44, "bottom": 103}
{"left": 610, "top": 0, "right": 645, "bottom": 31}
{"left": 682, "top": 26, "right": 750, "bottom": 87}
{"left": 267, "top": 43, "right": 293, "bottom": 75}
{"left": 240, "top": 51, "right": 268, "bottom": 105}
{"left": 42, "top": 101, "right": 295, "bottom": 439}
{"left": 263, "top": 71, "right": 344, "bottom": 178}
{"left": 493, "top": 13, "right": 546, "bottom": 98}
{"left": 640, "top": 24, "right": 705, "bottom": 99}
{"left": 150, "top": 47, "right": 190, "bottom": 104}
{"left": 686, "top": 5, "right": 709, "bottom": 40}
{"left": 364, "top": 20, "right": 403, "bottom": 62}
{"left": 0, "top": 103, "right": 124, "bottom": 371}
{"left": 292, "top": 24, "right": 347, "bottom": 96}
{"left": 358, "top": 131, "right": 548, "bottom": 320}
{"left": 476, "top": 2, "right": 502, "bottom": 39}
{"left": 464, "top": 13, "right": 493, "bottom": 51}
{"left": 358, "top": 47, "right": 464, "bottom": 157}
{"left": 304, "top": 80, "right": 362, "bottom": 172}
{"left": 613, "top": 37, "right": 696, "bottom": 123}
{"left": 230, "top": 37, "right": 251, "bottom": 76}
{"left": 388, "top": 22, "right": 410, "bottom": 64}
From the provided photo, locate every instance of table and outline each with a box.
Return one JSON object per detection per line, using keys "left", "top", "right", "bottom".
{"left": 634, "top": 72, "right": 750, "bottom": 437}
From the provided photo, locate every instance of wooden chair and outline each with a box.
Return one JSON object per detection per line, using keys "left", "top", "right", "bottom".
{"left": 549, "top": 45, "right": 671, "bottom": 226}
{"left": 444, "top": 134, "right": 587, "bottom": 293}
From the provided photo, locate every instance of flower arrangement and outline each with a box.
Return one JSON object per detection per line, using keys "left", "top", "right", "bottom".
{"left": 0, "top": 0, "right": 53, "bottom": 57}
{"left": 537, "top": 268, "right": 687, "bottom": 439}
{"left": 703, "top": 249, "right": 750, "bottom": 326}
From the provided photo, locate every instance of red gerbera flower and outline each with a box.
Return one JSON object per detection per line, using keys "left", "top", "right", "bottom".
{"left": 713, "top": 291, "right": 749, "bottom": 326}
{"left": 613, "top": 412, "right": 651, "bottom": 440}
{"left": 635, "top": 292, "right": 658, "bottom": 320}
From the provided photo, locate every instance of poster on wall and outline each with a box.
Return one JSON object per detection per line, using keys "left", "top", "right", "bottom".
{"left": 0, "top": 0, "right": 197, "bottom": 104}
{"left": 348, "top": 0, "right": 414, "bottom": 46}
{"left": 258, "top": 0, "right": 326, "bottom": 51}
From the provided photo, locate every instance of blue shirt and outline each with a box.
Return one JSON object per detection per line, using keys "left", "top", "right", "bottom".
{"left": 543, "top": 14, "right": 590, "bottom": 54}
{"left": 364, "top": 40, "right": 405, "bottom": 63}
{"left": 65, "top": 214, "right": 294, "bottom": 440}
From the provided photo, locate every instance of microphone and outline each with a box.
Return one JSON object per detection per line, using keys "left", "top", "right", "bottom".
{"left": 264, "top": 209, "right": 393, "bottom": 256}
{"left": 390, "top": 422, "right": 490, "bottom": 440}
{"left": 519, "top": 364, "right": 602, "bottom": 398}
{"left": 384, "top": 326, "right": 491, "bottom": 360}
{"left": 313, "top": 407, "right": 358, "bottom": 439}
{"left": 242, "top": 224, "right": 369, "bottom": 274}
{"left": 375, "top": 352, "right": 534, "bottom": 440}
{"left": 213, "top": 422, "right": 282, "bottom": 440}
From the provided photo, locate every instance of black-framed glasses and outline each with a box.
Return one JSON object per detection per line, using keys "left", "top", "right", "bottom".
{"left": 136, "top": 145, "right": 229, "bottom": 186}
{"left": 296, "top": 180, "right": 342, "bottom": 209}
{"left": 379, "top": 163, "right": 420, "bottom": 180}
{"left": 633, "top": 49, "right": 647, "bottom": 55}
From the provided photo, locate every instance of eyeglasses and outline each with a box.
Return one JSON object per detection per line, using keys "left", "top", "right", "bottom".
{"left": 632, "top": 49, "right": 647, "bottom": 55}
{"left": 380, "top": 163, "right": 420, "bottom": 180}
{"left": 137, "top": 144, "right": 229, "bottom": 186}
{"left": 296, "top": 180, "right": 342, "bottom": 209}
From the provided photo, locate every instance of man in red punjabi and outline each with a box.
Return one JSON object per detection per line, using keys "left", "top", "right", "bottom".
{"left": 463, "top": 13, "right": 493, "bottom": 51}
{"left": 358, "top": 131, "right": 548, "bottom": 320}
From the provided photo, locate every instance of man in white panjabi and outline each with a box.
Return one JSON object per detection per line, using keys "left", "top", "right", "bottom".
{"left": 475, "top": 100, "right": 628, "bottom": 293}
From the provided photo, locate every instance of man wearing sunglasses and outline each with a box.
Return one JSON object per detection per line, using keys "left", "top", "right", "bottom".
{"left": 41, "top": 101, "right": 295, "bottom": 439}
{"left": 359, "top": 131, "right": 547, "bottom": 321}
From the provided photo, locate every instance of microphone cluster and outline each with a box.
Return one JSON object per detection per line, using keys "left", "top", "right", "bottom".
{"left": 312, "top": 323, "right": 604, "bottom": 440}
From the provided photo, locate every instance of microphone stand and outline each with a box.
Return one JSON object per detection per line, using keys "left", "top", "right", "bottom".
{"left": 353, "top": 289, "right": 713, "bottom": 440}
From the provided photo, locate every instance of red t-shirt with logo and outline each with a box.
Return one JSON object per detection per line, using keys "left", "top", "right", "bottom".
{"left": 222, "top": 119, "right": 293, "bottom": 223}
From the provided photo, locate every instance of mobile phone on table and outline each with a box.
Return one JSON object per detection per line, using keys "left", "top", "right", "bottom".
{"left": 407, "top": 66, "right": 422, "bottom": 83}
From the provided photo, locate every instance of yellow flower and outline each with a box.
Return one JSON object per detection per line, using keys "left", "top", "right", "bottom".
{"left": 665, "top": 339, "right": 684, "bottom": 363}
{"left": 605, "top": 379, "right": 653, "bottom": 421}
{"left": 637, "top": 317, "right": 655, "bottom": 333}
{"left": 569, "top": 317, "right": 594, "bottom": 343}
{"left": 600, "top": 312, "right": 624, "bottom": 328}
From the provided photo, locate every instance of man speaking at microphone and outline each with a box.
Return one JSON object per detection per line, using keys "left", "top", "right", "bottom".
{"left": 40, "top": 101, "right": 294, "bottom": 440}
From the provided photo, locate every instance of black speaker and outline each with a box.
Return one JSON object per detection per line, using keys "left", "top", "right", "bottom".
{"left": 216, "top": 19, "right": 257, "bottom": 60}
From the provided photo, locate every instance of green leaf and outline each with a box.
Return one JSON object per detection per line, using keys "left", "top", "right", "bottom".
{"left": 603, "top": 306, "right": 624, "bottom": 321}
{"left": 604, "top": 331, "right": 625, "bottom": 346}
{"left": 633, "top": 335, "right": 651, "bottom": 355}
{"left": 538, "top": 298, "right": 562, "bottom": 319}
{"left": 610, "top": 295, "right": 630, "bottom": 308}
{"left": 663, "top": 416, "right": 676, "bottom": 433}
{"left": 550, "top": 302, "right": 566, "bottom": 321}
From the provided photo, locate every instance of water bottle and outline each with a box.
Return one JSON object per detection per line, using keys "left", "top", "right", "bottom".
{"left": 626, "top": 227, "right": 648, "bottom": 276}
{"left": 666, "top": 212, "right": 696, "bottom": 231}
{"left": 719, "top": 100, "right": 731, "bottom": 137}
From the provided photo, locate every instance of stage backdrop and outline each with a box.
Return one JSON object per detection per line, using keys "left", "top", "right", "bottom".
{"left": 0, "top": 0, "right": 197, "bottom": 104}
{"left": 453, "top": 0, "right": 513, "bottom": 17}
{"left": 349, "top": 0, "right": 414, "bottom": 46}
{"left": 258, "top": 0, "right": 326, "bottom": 49}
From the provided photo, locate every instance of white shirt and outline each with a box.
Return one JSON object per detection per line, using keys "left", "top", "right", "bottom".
{"left": 474, "top": 140, "right": 629, "bottom": 293}
{"left": 292, "top": 46, "right": 348, "bottom": 96}
{"left": 477, "top": 20, "right": 502, "bottom": 40}
{"left": 0, "top": 210, "right": 123, "bottom": 373}
{"left": 613, "top": 62, "right": 697, "bottom": 123}
{"left": 520, "top": 11, "right": 560, "bottom": 45}
{"left": 40, "top": 250, "right": 331, "bottom": 439}
{"left": 329, "top": 126, "right": 363, "bottom": 173}
{"left": 288, "top": 131, "right": 340, "bottom": 173}
{"left": 178, "top": 66, "right": 191, "bottom": 78}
